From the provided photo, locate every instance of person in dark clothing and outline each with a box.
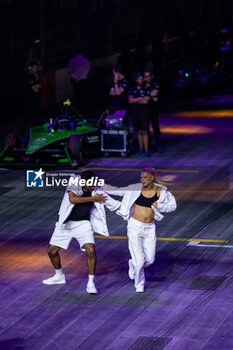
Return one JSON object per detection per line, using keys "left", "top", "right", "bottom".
{"left": 109, "top": 64, "right": 129, "bottom": 112}
{"left": 128, "top": 73, "right": 151, "bottom": 157}
{"left": 144, "top": 71, "right": 164, "bottom": 153}
{"left": 23, "top": 61, "right": 42, "bottom": 126}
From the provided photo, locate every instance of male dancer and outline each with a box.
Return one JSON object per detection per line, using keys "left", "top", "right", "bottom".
{"left": 43, "top": 170, "right": 120, "bottom": 294}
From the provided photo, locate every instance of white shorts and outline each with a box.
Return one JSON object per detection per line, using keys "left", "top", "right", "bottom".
{"left": 49, "top": 220, "right": 95, "bottom": 251}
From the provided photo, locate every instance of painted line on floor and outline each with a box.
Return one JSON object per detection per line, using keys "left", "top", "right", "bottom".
{"left": 94, "top": 235, "right": 229, "bottom": 244}
{"left": 81, "top": 167, "right": 199, "bottom": 174}
{"left": 187, "top": 241, "right": 233, "bottom": 248}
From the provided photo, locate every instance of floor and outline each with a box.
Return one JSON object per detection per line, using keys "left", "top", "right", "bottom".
{"left": 0, "top": 97, "right": 233, "bottom": 350}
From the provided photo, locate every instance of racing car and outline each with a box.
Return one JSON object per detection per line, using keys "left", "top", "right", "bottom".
{"left": 0, "top": 99, "right": 100, "bottom": 168}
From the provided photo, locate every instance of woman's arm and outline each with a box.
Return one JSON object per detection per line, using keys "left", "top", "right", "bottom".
{"left": 103, "top": 183, "right": 141, "bottom": 196}
{"left": 102, "top": 184, "right": 128, "bottom": 196}
{"left": 97, "top": 190, "right": 121, "bottom": 211}
{"left": 154, "top": 190, "right": 177, "bottom": 213}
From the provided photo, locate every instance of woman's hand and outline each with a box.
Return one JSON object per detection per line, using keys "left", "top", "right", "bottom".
{"left": 152, "top": 202, "right": 158, "bottom": 208}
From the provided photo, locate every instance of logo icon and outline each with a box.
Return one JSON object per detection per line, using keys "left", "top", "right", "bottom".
{"left": 26, "top": 168, "right": 45, "bottom": 187}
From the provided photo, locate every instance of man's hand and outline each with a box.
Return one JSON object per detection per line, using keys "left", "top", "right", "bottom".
{"left": 151, "top": 89, "right": 158, "bottom": 97}
{"left": 128, "top": 95, "right": 143, "bottom": 104}
{"left": 93, "top": 194, "right": 108, "bottom": 203}
{"left": 32, "top": 84, "right": 41, "bottom": 93}
{"left": 152, "top": 202, "right": 158, "bottom": 208}
{"left": 138, "top": 97, "right": 150, "bottom": 104}
{"left": 114, "top": 73, "right": 119, "bottom": 83}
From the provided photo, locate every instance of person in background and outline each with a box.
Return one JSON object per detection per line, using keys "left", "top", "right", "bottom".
{"left": 128, "top": 73, "right": 151, "bottom": 157}
{"left": 23, "top": 60, "right": 42, "bottom": 127}
{"left": 109, "top": 64, "right": 129, "bottom": 113}
{"left": 144, "top": 71, "right": 164, "bottom": 153}
{"left": 68, "top": 51, "right": 90, "bottom": 113}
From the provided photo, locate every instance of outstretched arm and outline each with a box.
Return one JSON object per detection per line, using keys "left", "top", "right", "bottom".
{"left": 103, "top": 183, "right": 141, "bottom": 196}
{"left": 95, "top": 190, "right": 121, "bottom": 211}
{"left": 68, "top": 191, "right": 107, "bottom": 204}
{"left": 102, "top": 184, "right": 127, "bottom": 196}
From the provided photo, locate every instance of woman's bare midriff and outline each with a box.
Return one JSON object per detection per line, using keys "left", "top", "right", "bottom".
{"left": 131, "top": 204, "right": 154, "bottom": 223}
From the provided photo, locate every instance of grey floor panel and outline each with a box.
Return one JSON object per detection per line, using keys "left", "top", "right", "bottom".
{"left": 188, "top": 276, "right": 226, "bottom": 291}
{"left": 128, "top": 336, "right": 172, "bottom": 350}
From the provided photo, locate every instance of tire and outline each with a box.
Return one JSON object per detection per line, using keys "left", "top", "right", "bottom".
{"left": 3, "top": 132, "right": 21, "bottom": 149}
{"left": 68, "top": 134, "right": 88, "bottom": 164}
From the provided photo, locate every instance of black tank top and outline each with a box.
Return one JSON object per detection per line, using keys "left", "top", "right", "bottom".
{"left": 134, "top": 192, "right": 158, "bottom": 208}
{"left": 65, "top": 190, "right": 93, "bottom": 222}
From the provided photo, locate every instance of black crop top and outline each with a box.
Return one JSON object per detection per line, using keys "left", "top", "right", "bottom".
{"left": 134, "top": 192, "right": 158, "bottom": 208}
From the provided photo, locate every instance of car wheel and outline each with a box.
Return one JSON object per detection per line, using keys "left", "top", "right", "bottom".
{"left": 4, "top": 132, "right": 21, "bottom": 149}
{"left": 68, "top": 134, "right": 88, "bottom": 164}
{"left": 121, "top": 152, "right": 127, "bottom": 157}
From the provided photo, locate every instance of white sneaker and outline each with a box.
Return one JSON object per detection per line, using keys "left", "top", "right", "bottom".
{"left": 86, "top": 282, "right": 98, "bottom": 295}
{"left": 128, "top": 259, "right": 135, "bottom": 280}
{"left": 136, "top": 286, "right": 144, "bottom": 293}
{"left": 42, "top": 274, "right": 66, "bottom": 285}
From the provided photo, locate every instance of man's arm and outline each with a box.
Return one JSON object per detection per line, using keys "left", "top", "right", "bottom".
{"left": 109, "top": 87, "right": 116, "bottom": 96}
{"left": 150, "top": 89, "right": 159, "bottom": 97}
{"left": 138, "top": 97, "right": 150, "bottom": 104}
{"left": 110, "top": 85, "right": 125, "bottom": 96}
{"left": 128, "top": 95, "right": 143, "bottom": 104}
{"left": 150, "top": 89, "right": 159, "bottom": 102}
{"left": 68, "top": 191, "right": 107, "bottom": 204}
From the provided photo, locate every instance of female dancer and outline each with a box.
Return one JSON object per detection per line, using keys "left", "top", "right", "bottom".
{"left": 106, "top": 167, "right": 176, "bottom": 292}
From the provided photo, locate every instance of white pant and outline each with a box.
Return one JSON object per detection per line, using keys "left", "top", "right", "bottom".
{"left": 127, "top": 217, "right": 156, "bottom": 289}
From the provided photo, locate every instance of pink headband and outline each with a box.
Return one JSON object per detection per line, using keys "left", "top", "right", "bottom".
{"left": 142, "top": 167, "right": 154, "bottom": 173}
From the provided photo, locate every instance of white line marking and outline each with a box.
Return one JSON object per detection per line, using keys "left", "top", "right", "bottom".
{"left": 187, "top": 241, "right": 233, "bottom": 249}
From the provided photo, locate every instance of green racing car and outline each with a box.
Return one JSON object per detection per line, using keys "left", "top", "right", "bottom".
{"left": 0, "top": 100, "right": 101, "bottom": 168}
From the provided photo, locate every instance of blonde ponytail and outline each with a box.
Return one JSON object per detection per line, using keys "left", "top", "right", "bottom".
{"left": 142, "top": 167, "right": 173, "bottom": 187}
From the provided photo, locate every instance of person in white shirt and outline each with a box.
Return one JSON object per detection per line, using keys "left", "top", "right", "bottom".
{"left": 42, "top": 170, "right": 120, "bottom": 295}
{"left": 106, "top": 167, "right": 177, "bottom": 293}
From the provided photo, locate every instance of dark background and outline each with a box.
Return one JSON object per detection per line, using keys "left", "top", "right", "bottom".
{"left": 1, "top": 0, "right": 233, "bottom": 122}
